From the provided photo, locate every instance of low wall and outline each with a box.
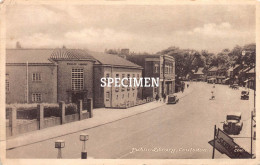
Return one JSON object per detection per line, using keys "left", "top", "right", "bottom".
{"left": 44, "top": 116, "right": 61, "bottom": 128}
{"left": 6, "top": 120, "right": 12, "bottom": 137}
{"left": 16, "top": 119, "right": 39, "bottom": 135}
{"left": 82, "top": 111, "right": 89, "bottom": 119}
{"left": 111, "top": 97, "right": 154, "bottom": 109}
{"left": 65, "top": 113, "right": 79, "bottom": 123}
{"left": 6, "top": 100, "right": 93, "bottom": 137}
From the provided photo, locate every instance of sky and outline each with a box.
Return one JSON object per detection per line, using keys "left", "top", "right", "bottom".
{"left": 6, "top": 4, "right": 255, "bottom": 54}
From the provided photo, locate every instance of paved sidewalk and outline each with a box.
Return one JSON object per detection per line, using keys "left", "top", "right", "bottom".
{"left": 6, "top": 84, "right": 194, "bottom": 150}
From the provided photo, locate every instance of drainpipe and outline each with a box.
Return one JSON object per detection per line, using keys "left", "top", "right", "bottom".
{"left": 111, "top": 66, "right": 113, "bottom": 107}
{"left": 26, "top": 61, "right": 29, "bottom": 103}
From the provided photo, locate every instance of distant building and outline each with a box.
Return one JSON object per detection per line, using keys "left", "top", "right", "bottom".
{"left": 191, "top": 67, "right": 205, "bottom": 81}
{"left": 226, "top": 64, "right": 240, "bottom": 84}
{"left": 207, "top": 66, "right": 218, "bottom": 83}
{"left": 93, "top": 52, "right": 143, "bottom": 108}
{"left": 245, "top": 67, "right": 255, "bottom": 89}
{"left": 216, "top": 66, "right": 228, "bottom": 84}
{"left": 120, "top": 49, "right": 130, "bottom": 55}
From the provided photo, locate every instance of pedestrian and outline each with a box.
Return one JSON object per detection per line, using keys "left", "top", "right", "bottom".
{"left": 181, "top": 87, "right": 184, "bottom": 93}
{"left": 211, "top": 90, "right": 215, "bottom": 100}
{"left": 155, "top": 93, "right": 159, "bottom": 102}
{"left": 162, "top": 93, "right": 166, "bottom": 103}
{"left": 187, "top": 84, "right": 189, "bottom": 88}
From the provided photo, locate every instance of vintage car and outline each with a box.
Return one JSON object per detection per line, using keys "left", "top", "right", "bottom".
{"left": 241, "top": 91, "right": 249, "bottom": 100}
{"left": 230, "top": 84, "right": 239, "bottom": 90}
{"left": 167, "top": 94, "right": 179, "bottom": 104}
{"left": 223, "top": 112, "right": 243, "bottom": 135}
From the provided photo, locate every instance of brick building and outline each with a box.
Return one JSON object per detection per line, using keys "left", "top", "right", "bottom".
{"left": 6, "top": 48, "right": 144, "bottom": 109}
{"left": 50, "top": 49, "right": 96, "bottom": 106}
{"left": 127, "top": 54, "right": 175, "bottom": 98}
{"left": 6, "top": 49, "right": 58, "bottom": 104}
{"left": 92, "top": 51, "right": 143, "bottom": 108}
{"left": 6, "top": 48, "right": 96, "bottom": 106}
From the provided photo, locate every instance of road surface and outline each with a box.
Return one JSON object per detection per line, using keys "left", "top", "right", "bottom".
{"left": 7, "top": 82, "right": 255, "bottom": 159}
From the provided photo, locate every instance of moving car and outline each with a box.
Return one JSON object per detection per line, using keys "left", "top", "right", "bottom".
{"left": 223, "top": 112, "right": 243, "bottom": 135}
{"left": 167, "top": 94, "right": 179, "bottom": 104}
{"left": 241, "top": 90, "right": 249, "bottom": 100}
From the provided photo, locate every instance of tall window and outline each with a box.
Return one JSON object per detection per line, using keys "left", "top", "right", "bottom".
{"left": 32, "top": 93, "right": 42, "bottom": 102}
{"left": 6, "top": 79, "right": 9, "bottom": 92}
{"left": 106, "top": 73, "right": 110, "bottom": 83}
{"left": 32, "top": 73, "right": 41, "bottom": 81}
{"left": 127, "top": 74, "right": 130, "bottom": 85}
{"left": 154, "top": 64, "right": 159, "bottom": 73}
{"left": 72, "top": 68, "right": 84, "bottom": 91}
{"left": 106, "top": 92, "right": 110, "bottom": 101}
{"left": 115, "top": 73, "right": 119, "bottom": 92}
{"left": 165, "top": 65, "right": 169, "bottom": 74}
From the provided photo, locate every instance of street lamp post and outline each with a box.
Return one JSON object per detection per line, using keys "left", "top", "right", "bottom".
{"left": 80, "top": 133, "right": 89, "bottom": 159}
{"left": 55, "top": 140, "right": 65, "bottom": 159}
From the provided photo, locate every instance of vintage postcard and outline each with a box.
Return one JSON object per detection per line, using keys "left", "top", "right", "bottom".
{"left": 0, "top": 0, "right": 259, "bottom": 164}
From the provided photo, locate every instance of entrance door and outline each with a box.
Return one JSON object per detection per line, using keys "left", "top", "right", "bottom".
{"left": 71, "top": 92, "right": 84, "bottom": 104}
{"left": 105, "top": 91, "right": 111, "bottom": 107}
{"left": 166, "top": 83, "right": 170, "bottom": 95}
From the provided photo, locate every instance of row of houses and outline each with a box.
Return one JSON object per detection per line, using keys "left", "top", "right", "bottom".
{"left": 190, "top": 64, "right": 255, "bottom": 89}
{"left": 6, "top": 48, "right": 176, "bottom": 108}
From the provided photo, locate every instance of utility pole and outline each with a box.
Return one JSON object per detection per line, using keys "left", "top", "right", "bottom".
{"left": 212, "top": 125, "right": 216, "bottom": 159}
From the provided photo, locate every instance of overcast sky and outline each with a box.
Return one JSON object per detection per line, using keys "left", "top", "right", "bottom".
{"left": 6, "top": 4, "right": 255, "bottom": 53}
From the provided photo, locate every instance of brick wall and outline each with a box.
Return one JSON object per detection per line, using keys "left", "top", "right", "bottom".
{"left": 93, "top": 65, "right": 142, "bottom": 108}
{"left": 6, "top": 64, "right": 57, "bottom": 104}
{"left": 56, "top": 60, "right": 94, "bottom": 103}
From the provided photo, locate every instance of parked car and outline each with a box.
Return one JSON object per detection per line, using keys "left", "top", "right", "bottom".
{"left": 241, "top": 91, "right": 249, "bottom": 100}
{"left": 167, "top": 94, "right": 179, "bottom": 104}
{"left": 223, "top": 112, "right": 243, "bottom": 135}
{"left": 230, "top": 84, "right": 239, "bottom": 90}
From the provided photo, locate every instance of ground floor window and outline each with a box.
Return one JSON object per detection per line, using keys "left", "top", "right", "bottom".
{"left": 6, "top": 79, "right": 10, "bottom": 92}
{"left": 106, "top": 92, "right": 110, "bottom": 101}
{"left": 32, "top": 93, "right": 42, "bottom": 102}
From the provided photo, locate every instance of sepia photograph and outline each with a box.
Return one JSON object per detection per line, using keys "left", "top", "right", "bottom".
{"left": 0, "top": 0, "right": 259, "bottom": 164}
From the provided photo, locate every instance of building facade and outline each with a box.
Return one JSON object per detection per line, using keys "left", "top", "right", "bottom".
{"left": 6, "top": 49, "right": 58, "bottom": 104}
{"left": 93, "top": 52, "right": 143, "bottom": 108}
{"left": 6, "top": 48, "right": 96, "bottom": 106}
{"left": 144, "top": 55, "right": 175, "bottom": 98}
{"left": 50, "top": 49, "right": 96, "bottom": 106}
{"left": 207, "top": 66, "right": 218, "bottom": 83}
{"left": 126, "top": 54, "right": 175, "bottom": 99}
{"left": 191, "top": 67, "right": 205, "bottom": 81}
